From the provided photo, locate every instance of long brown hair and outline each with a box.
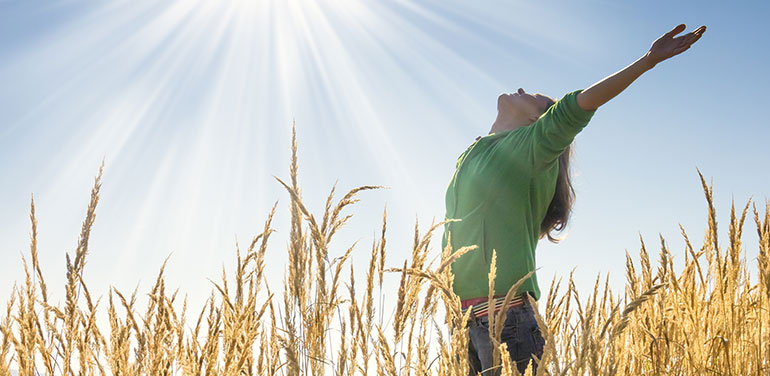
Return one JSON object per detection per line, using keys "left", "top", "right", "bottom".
{"left": 540, "top": 143, "right": 575, "bottom": 243}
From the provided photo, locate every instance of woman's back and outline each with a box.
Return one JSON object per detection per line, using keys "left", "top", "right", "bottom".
{"left": 442, "top": 90, "right": 595, "bottom": 301}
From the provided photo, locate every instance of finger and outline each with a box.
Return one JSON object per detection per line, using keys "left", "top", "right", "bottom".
{"left": 688, "top": 27, "right": 705, "bottom": 40}
{"left": 691, "top": 33, "right": 704, "bottom": 44}
{"left": 684, "top": 30, "right": 704, "bottom": 44}
{"left": 687, "top": 31, "right": 704, "bottom": 45}
{"left": 682, "top": 32, "right": 698, "bottom": 42}
{"left": 682, "top": 26, "right": 704, "bottom": 39}
{"left": 683, "top": 33, "right": 699, "bottom": 44}
{"left": 673, "top": 26, "right": 705, "bottom": 50}
{"left": 677, "top": 25, "right": 706, "bottom": 41}
{"left": 664, "top": 24, "right": 687, "bottom": 38}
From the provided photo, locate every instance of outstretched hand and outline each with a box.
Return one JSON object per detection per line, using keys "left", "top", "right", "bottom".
{"left": 646, "top": 24, "right": 706, "bottom": 67}
{"left": 577, "top": 23, "right": 706, "bottom": 110}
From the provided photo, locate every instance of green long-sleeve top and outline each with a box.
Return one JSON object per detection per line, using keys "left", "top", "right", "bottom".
{"left": 442, "top": 90, "right": 595, "bottom": 301}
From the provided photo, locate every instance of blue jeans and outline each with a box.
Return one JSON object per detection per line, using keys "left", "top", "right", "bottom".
{"left": 466, "top": 304, "right": 544, "bottom": 375}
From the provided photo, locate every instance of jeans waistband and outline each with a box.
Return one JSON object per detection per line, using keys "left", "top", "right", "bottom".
{"left": 461, "top": 294, "right": 528, "bottom": 319}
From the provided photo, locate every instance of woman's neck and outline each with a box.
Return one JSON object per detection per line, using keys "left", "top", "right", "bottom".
{"left": 489, "top": 116, "right": 531, "bottom": 134}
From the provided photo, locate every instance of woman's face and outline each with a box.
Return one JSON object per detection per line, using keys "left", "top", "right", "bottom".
{"left": 497, "top": 88, "right": 554, "bottom": 126}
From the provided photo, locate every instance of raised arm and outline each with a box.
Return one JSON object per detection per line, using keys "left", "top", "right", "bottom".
{"left": 576, "top": 24, "right": 706, "bottom": 111}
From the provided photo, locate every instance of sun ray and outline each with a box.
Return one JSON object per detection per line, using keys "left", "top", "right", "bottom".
{"left": 0, "top": 0, "right": 634, "bottom": 312}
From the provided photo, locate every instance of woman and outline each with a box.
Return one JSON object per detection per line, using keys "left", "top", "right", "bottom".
{"left": 442, "top": 24, "right": 706, "bottom": 375}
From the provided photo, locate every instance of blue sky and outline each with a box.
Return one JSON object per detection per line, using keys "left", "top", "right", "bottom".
{"left": 1, "top": 0, "right": 768, "bottom": 312}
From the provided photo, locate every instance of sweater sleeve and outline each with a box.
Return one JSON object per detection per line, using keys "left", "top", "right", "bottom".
{"left": 530, "top": 90, "right": 595, "bottom": 165}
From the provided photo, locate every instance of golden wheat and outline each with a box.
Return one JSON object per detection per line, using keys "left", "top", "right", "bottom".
{"left": 1, "top": 126, "right": 768, "bottom": 375}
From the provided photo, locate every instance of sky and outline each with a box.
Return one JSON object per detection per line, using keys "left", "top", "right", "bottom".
{"left": 1, "top": 0, "right": 769, "bottom": 320}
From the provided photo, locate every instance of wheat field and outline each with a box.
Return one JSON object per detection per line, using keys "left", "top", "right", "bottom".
{"left": 1, "top": 127, "right": 769, "bottom": 375}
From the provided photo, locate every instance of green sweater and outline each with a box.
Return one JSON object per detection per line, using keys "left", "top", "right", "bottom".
{"left": 442, "top": 90, "right": 595, "bottom": 301}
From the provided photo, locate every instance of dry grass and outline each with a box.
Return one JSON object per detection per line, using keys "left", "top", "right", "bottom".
{"left": 1, "top": 126, "right": 769, "bottom": 375}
